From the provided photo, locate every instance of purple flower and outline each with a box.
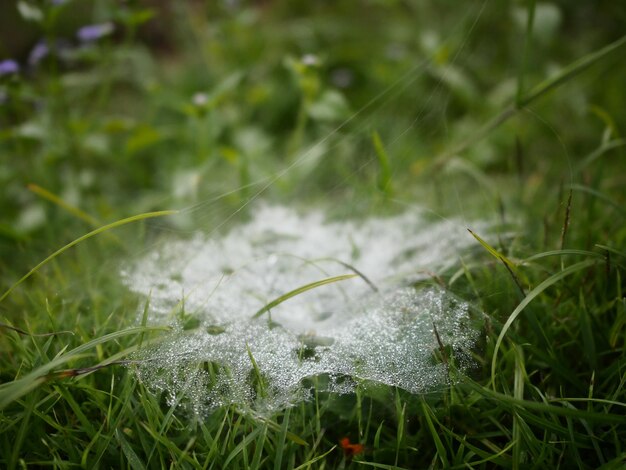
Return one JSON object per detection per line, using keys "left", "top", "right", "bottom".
{"left": 0, "top": 59, "right": 20, "bottom": 76}
{"left": 28, "top": 41, "right": 49, "bottom": 66}
{"left": 50, "top": 0, "right": 68, "bottom": 5}
{"left": 28, "top": 39, "right": 74, "bottom": 67}
{"left": 77, "top": 22, "right": 114, "bottom": 43}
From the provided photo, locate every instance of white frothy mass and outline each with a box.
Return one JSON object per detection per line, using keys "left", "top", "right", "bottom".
{"left": 122, "top": 205, "right": 482, "bottom": 414}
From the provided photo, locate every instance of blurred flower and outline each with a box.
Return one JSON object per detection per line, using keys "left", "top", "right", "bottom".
{"left": 301, "top": 54, "right": 319, "bottom": 66}
{"left": 192, "top": 92, "right": 209, "bottom": 107}
{"left": 339, "top": 437, "right": 364, "bottom": 458}
{"left": 50, "top": 0, "right": 68, "bottom": 5}
{"left": 77, "top": 22, "right": 114, "bottom": 43}
{"left": 28, "top": 41, "right": 49, "bottom": 66}
{"left": 27, "top": 40, "right": 73, "bottom": 67}
{"left": 0, "top": 59, "right": 20, "bottom": 76}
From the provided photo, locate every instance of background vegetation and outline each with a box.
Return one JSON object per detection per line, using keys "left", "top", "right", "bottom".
{"left": 1, "top": 0, "right": 625, "bottom": 468}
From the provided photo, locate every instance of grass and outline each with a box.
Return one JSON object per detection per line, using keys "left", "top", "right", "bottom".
{"left": 1, "top": 1, "right": 626, "bottom": 468}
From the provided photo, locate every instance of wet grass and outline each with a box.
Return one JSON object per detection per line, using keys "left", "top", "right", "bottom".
{"left": 1, "top": 1, "right": 626, "bottom": 468}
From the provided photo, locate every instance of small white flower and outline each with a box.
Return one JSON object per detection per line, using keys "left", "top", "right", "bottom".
{"left": 192, "top": 92, "right": 208, "bottom": 107}
{"left": 301, "top": 54, "right": 319, "bottom": 66}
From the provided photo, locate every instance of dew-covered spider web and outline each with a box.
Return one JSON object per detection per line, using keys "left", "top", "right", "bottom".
{"left": 117, "top": 0, "right": 498, "bottom": 415}
{"left": 122, "top": 205, "right": 485, "bottom": 414}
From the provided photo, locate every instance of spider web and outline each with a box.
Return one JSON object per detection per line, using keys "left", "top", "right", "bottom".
{"left": 121, "top": 0, "right": 496, "bottom": 415}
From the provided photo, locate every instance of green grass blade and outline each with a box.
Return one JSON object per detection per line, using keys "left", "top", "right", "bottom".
{"left": 516, "top": 0, "right": 536, "bottom": 105}
{"left": 27, "top": 183, "right": 102, "bottom": 228}
{"left": 570, "top": 184, "right": 626, "bottom": 218}
{"left": 433, "top": 33, "right": 626, "bottom": 167}
{"left": 372, "top": 130, "right": 393, "bottom": 196}
{"left": 223, "top": 427, "right": 263, "bottom": 469}
{"left": 246, "top": 343, "right": 267, "bottom": 398}
{"left": 115, "top": 428, "right": 147, "bottom": 470}
{"left": 254, "top": 414, "right": 308, "bottom": 446}
{"left": 252, "top": 274, "right": 357, "bottom": 318}
{"left": 273, "top": 409, "right": 289, "bottom": 470}
{"left": 0, "top": 210, "right": 177, "bottom": 304}
{"left": 465, "top": 378, "right": 626, "bottom": 424}
{"left": 359, "top": 462, "right": 410, "bottom": 470}
{"left": 292, "top": 445, "right": 337, "bottom": 470}
{"left": 468, "top": 228, "right": 516, "bottom": 269}
{"left": 512, "top": 344, "right": 525, "bottom": 470}
{"left": 595, "top": 244, "right": 626, "bottom": 259}
{"left": 491, "top": 259, "right": 597, "bottom": 384}
{"left": 522, "top": 249, "right": 602, "bottom": 264}
{"left": 597, "top": 453, "right": 626, "bottom": 470}
{"left": 549, "top": 398, "right": 626, "bottom": 409}
{"left": 578, "top": 288, "right": 597, "bottom": 370}
{"left": 520, "top": 33, "right": 626, "bottom": 107}
{"left": 250, "top": 424, "right": 267, "bottom": 469}
{"left": 0, "top": 326, "right": 168, "bottom": 409}
{"left": 0, "top": 322, "right": 74, "bottom": 338}
{"left": 421, "top": 399, "right": 450, "bottom": 467}
{"left": 575, "top": 138, "right": 626, "bottom": 172}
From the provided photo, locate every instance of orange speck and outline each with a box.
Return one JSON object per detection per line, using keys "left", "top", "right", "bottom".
{"left": 340, "top": 437, "right": 364, "bottom": 457}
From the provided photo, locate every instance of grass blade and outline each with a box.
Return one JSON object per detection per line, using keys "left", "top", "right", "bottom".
{"left": 433, "top": 33, "right": 626, "bottom": 167}
{"left": 467, "top": 228, "right": 516, "bottom": 269}
{"left": 559, "top": 189, "right": 572, "bottom": 251}
{"left": 570, "top": 184, "right": 626, "bottom": 218}
{"left": 27, "top": 183, "right": 102, "bottom": 227}
{"left": 372, "top": 130, "right": 393, "bottom": 196}
{"left": 512, "top": 344, "right": 525, "bottom": 470}
{"left": 465, "top": 378, "right": 626, "bottom": 424}
{"left": 0, "top": 322, "right": 73, "bottom": 338}
{"left": 491, "top": 259, "right": 597, "bottom": 384}
{"left": 520, "top": 33, "right": 626, "bottom": 107}
{"left": 522, "top": 249, "right": 602, "bottom": 263}
{"left": 516, "top": 0, "right": 536, "bottom": 105}
{"left": 246, "top": 343, "right": 267, "bottom": 399}
{"left": 293, "top": 445, "right": 337, "bottom": 470}
{"left": 273, "top": 409, "right": 290, "bottom": 470}
{"left": 0, "top": 210, "right": 176, "bottom": 304}
{"left": 359, "top": 462, "right": 410, "bottom": 470}
{"left": 0, "top": 326, "right": 168, "bottom": 409}
{"left": 223, "top": 427, "right": 263, "bottom": 469}
{"left": 421, "top": 399, "right": 449, "bottom": 468}
{"left": 252, "top": 274, "right": 357, "bottom": 318}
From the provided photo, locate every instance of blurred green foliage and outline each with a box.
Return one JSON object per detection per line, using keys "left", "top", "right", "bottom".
{"left": 1, "top": 0, "right": 625, "bottom": 269}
